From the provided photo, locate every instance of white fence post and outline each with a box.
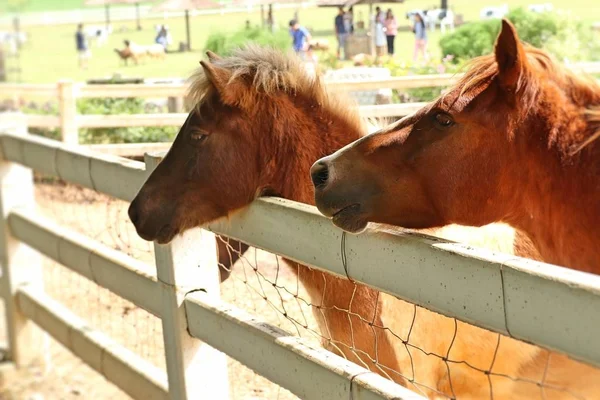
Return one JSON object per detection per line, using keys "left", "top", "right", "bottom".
{"left": 58, "top": 80, "right": 78, "bottom": 145}
{"left": 0, "top": 112, "right": 46, "bottom": 367}
{"left": 145, "top": 153, "right": 230, "bottom": 400}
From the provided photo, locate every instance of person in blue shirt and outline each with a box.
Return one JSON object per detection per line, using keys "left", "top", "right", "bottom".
{"left": 75, "top": 23, "right": 90, "bottom": 70}
{"left": 289, "top": 19, "right": 311, "bottom": 60}
{"left": 334, "top": 7, "right": 348, "bottom": 60}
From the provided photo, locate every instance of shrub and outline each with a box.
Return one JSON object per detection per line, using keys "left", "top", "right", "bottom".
{"left": 382, "top": 56, "right": 462, "bottom": 102}
{"left": 204, "top": 26, "right": 290, "bottom": 56}
{"left": 439, "top": 20, "right": 500, "bottom": 62}
{"left": 440, "top": 8, "right": 599, "bottom": 63}
{"left": 318, "top": 52, "right": 343, "bottom": 71}
{"left": 21, "top": 101, "right": 62, "bottom": 141}
{"left": 77, "top": 98, "right": 177, "bottom": 144}
{"left": 22, "top": 98, "right": 177, "bottom": 144}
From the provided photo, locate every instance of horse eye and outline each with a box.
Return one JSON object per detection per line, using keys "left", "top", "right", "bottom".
{"left": 433, "top": 112, "right": 454, "bottom": 128}
{"left": 189, "top": 130, "right": 208, "bottom": 144}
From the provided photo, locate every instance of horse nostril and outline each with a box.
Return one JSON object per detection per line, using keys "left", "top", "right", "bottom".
{"left": 128, "top": 201, "right": 139, "bottom": 226}
{"left": 310, "top": 161, "right": 330, "bottom": 189}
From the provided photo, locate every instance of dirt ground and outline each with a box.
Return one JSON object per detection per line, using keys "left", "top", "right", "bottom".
{"left": 0, "top": 182, "right": 322, "bottom": 400}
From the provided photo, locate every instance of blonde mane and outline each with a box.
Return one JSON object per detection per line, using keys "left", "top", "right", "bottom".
{"left": 455, "top": 45, "right": 600, "bottom": 155}
{"left": 185, "top": 45, "right": 365, "bottom": 133}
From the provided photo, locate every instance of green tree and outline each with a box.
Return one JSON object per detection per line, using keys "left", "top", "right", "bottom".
{"left": 440, "top": 8, "right": 600, "bottom": 63}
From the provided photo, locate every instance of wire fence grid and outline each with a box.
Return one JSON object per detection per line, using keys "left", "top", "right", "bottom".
{"left": 1, "top": 178, "right": 597, "bottom": 400}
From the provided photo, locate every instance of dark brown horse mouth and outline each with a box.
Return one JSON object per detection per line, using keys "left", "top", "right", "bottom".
{"left": 331, "top": 204, "right": 368, "bottom": 233}
{"left": 155, "top": 224, "right": 179, "bottom": 245}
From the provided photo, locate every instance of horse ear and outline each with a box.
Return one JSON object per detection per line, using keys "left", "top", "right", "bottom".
{"left": 199, "top": 60, "right": 248, "bottom": 108}
{"left": 494, "top": 19, "right": 527, "bottom": 90}
{"left": 200, "top": 60, "right": 229, "bottom": 88}
{"left": 206, "top": 50, "right": 221, "bottom": 61}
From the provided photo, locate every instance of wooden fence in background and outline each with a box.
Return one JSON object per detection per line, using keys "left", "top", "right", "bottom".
{"left": 2, "top": 61, "right": 598, "bottom": 147}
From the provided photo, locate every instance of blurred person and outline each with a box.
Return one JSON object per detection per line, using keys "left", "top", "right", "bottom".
{"left": 335, "top": 7, "right": 348, "bottom": 60}
{"left": 384, "top": 9, "right": 397, "bottom": 56}
{"left": 374, "top": 7, "right": 386, "bottom": 58}
{"left": 289, "top": 19, "right": 311, "bottom": 60}
{"left": 345, "top": 6, "right": 354, "bottom": 34}
{"left": 75, "top": 23, "right": 90, "bottom": 69}
{"left": 155, "top": 25, "right": 168, "bottom": 50}
{"left": 412, "top": 12, "right": 429, "bottom": 62}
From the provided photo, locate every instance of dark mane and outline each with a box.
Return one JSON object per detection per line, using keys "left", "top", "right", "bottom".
{"left": 185, "top": 44, "right": 365, "bottom": 133}
{"left": 455, "top": 45, "right": 600, "bottom": 155}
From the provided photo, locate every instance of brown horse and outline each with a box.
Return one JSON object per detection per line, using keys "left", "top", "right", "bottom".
{"left": 312, "top": 19, "right": 600, "bottom": 275}
{"left": 128, "top": 45, "right": 598, "bottom": 399}
{"left": 312, "top": 19, "right": 600, "bottom": 398}
{"left": 131, "top": 44, "right": 597, "bottom": 399}
{"left": 128, "top": 46, "right": 405, "bottom": 384}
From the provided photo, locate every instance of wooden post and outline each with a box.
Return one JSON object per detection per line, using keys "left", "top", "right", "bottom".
{"left": 105, "top": 4, "right": 111, "bottom": 31}
{"left": 369, "top": 2, "right": 375, "bottom": 57}
{"left": 267, "top": 3, "right": 273, "bottom": 32}
{"left": 167, "top": 97, "right": 183, "bottom": 113}
{"left": 58, "top": 80, "right": 78, "bottom": 145}
{"left": 0, "top": 49, "right": 5, "bottom": 83}
{"left": 12, "top": 17, "right": 21, "bottom": 51}
{"left": 184, "top": 10, "right": 191, "bottom": 51}
{"left": 135, "top": 2, "right": 142, "bottom": 31}
{"left": 145, "top": 153, "right": 229, "bottom": 400}
{"left": 0, "top": 113, "right": 46, "bottom": 368}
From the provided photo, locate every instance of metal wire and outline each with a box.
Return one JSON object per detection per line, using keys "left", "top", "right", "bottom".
{"left": 17, "top": 179, "right": 597, "bottom": 400}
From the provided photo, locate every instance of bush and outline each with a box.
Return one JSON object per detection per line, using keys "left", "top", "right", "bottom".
{"left": 77, "top": 98, "right": 177, "bottom": 144}
{"left": 22, "top": 98, "right": 178, "bottom": 144}
{"left": 21, "top": 101, "right": 62, "bottom": 141}
{"left": 439, "top": 20, "right": 500, "bottom": 62}
{"left": 382, "top": 56, "right": 462, "bottom": 102}
{"left": 204, "top": 26, "right": 290, "bottom": 56}
{"left": 440, "top": 8, "right": 599, "bottom": 63}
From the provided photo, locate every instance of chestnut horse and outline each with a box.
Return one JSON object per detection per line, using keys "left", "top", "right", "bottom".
{"left": 128, "top": 45, "right": 598, "bottom": 399}
{"left": 312, "top": 19, "right": 600, "bottom": 274}
{"left": 312, "top": 19, "right": 600, "bottom": 398}
{"left": 128, "top": 47, "right": 405, "bottom": 384}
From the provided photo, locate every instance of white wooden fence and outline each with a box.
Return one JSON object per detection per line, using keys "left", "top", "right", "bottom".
{"left": 1, "top": 116, "right": 600, "bottom": 399}
{"left": 0, "top": 78, "right": 434, "bottom": 146}
{"left": 3, "top": 61, "right": 599, "bottom": 147}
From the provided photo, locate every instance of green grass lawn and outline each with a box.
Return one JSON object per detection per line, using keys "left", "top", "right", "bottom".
{"left": 0, "top": 0, "right": 154, "bottom": 13}
{"left": 2, "top": 0, "right": 599, "bottom": 84}
{"left": 1, "top": 0, "right": 88, "bottom": 13}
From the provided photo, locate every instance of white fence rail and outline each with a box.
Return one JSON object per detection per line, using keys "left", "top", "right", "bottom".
{"left": 8, "top": 209, "right": 162, "bottom": 317}
{"left": 0, "top": 121, "right": 422, "bottom": 399}
{"left": 16, "top": 286, "right": 169, "bottom": 400}
{"left": 205, "top": 198, "right": 600, "bottom": 368}
{"left": 0, "top": 120, "right": 599, "bottom": 398}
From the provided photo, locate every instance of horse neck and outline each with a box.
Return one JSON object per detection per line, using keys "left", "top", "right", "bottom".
{"left": 259, "top": 102, "right": 366, "bottom": 309}
{"left": 263, "top": 103, "right": 363, "bottom": 206}
{"left": 505, "top": 114, "right": 600, "bottom": 273}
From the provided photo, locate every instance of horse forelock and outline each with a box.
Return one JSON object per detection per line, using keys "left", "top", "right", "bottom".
{"left": 185, "top": 45, "right": 365, "bottom": 134}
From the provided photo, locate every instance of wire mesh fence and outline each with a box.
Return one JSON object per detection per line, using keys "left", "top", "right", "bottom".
{"left": 2, "top": 177, "right": 599, "bottom": 400}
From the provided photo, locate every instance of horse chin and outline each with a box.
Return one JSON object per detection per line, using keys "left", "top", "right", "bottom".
{"left": 331, "top": 204, "right": 369, "bottom": 234}
{"left": 154, "top": 224, "right": 179, "bottom": 245}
